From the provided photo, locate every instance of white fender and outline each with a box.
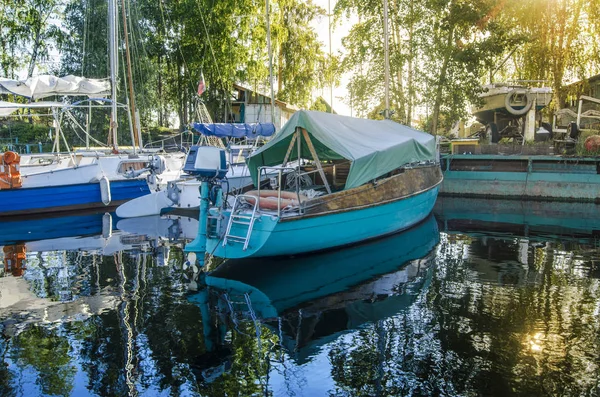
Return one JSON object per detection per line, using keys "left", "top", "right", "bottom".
{"left": 99, "top": 176, "right": 111, "bottom": 205}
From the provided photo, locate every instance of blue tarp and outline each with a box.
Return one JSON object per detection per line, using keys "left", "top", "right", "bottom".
{"left": 192, "top": 122, "right": 276, "bottom": 138}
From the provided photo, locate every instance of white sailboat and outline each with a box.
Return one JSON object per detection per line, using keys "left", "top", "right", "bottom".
{"left": 0, "top": 1, "right": 185, "bottom": 217}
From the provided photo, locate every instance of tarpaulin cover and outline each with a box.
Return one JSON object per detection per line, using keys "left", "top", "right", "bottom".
{"left": 247, "top": 110, "right": 436, "bottom": 190}
{"left": 192, "top": 122, "right": 276, "bottom": 138}
{"left": 0, "top": 75, "right": 110, "bottom": 99}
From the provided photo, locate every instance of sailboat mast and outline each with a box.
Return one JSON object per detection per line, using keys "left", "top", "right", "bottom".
{"left": 383, "top": 0, "right": 390, "bottom": 119}
{"left": 108, "top": 0, "right": 119, "bottom": 150}
{"left": 266, "top": 0, "right": 275, "bottom": 124}
{"left": 120, "top": 0, "right": 140, "bottom": 152}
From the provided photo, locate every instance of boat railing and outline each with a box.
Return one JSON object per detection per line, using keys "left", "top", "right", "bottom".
{"left": 257, "top": 166, "right": 303, "bottom": 217}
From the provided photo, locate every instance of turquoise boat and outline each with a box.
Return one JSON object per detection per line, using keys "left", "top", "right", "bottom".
{"left": 195, "top": 110, "right": 442, "bottom": 259}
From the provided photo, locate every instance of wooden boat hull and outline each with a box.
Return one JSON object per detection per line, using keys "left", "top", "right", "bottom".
{"left": 207, "top": 166, "right": 442, "bottom": 258}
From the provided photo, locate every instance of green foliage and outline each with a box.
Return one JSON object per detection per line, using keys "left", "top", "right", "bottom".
{"left": 311, "top": 96, "right": 335, "bottom": 113}
{"left": 336, "top": 0, "right": 516, "bottom": 133}
{"left": 54, "top": 0, "right": 326, "bottom": 131}
{"left": 0, "top": 120, "right": 53, "bottom": 151}
{"left": 12, "top": 326, "right": 76, "bottom": 397}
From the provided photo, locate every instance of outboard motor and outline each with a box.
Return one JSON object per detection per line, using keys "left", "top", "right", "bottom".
{"left": 183, "top": 146, "right": 228, "bottom": 179}
{"left": 183, "top": 146, "right": 228, "bottom": 267}
{"left": 149, "top": 154, "right": 166, "bottom": 174}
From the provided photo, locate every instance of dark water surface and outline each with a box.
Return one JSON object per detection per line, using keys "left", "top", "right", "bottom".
{"left": 1, "top": 198, "right": 600, "bottom": 396}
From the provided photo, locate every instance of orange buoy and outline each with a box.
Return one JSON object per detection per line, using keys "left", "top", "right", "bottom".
{"left": 0, "top": 151, "right": 22, "bottom": 189}
{"left": 584, "top": 135, "right": 600, "bottom": 152}
{"left": 3, "top": 244, "right": 26, "bottom": 277}
{"left": 3, "top": 151, "right": 20, "bottom": 164}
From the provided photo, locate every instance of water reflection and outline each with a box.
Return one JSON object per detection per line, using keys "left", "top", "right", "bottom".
{"left": 0, "top": 200, "right": 599, "bottom": 396}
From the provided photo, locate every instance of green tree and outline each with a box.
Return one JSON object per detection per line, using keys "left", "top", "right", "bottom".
{"left": 12, "top": 326, "right": 76, "bottom": 397}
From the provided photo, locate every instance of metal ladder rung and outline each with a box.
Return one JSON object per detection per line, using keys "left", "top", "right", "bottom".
{"left": 225, "top": 236, "right": 247, "bottom": 242}
{"left": 232, "top": 215, "right": 254, "bottom": 220}
{"left": 222, "top": 194, "right": 260, "bottom": 251}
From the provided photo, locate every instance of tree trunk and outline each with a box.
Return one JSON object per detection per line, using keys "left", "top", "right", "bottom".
{"left": 431, "top": 24, "right": 455, "bottom": 135}
{"left": 158, "top": 55, "right": 163, "bottom": 127}
{"left": 407, "top": 1, "right": 414, "bottom": 127}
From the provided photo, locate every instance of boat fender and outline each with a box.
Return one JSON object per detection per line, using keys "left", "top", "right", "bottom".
{"left": 102, "top": 212, "right": 113, "bottom": 239}
{"left": 505, "top": 89, "right": 533, "bottom": 116}
{"left": 100, "top": 176, "right": 112, "bottom": 205}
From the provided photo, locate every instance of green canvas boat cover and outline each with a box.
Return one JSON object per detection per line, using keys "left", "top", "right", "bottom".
{"left": 247, "top": 110, "right": 436, "bottom": 190}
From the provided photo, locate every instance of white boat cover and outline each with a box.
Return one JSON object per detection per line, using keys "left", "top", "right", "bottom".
{"left": 0, "top": 75, "right": 110, "bottom": 100}
{"left": 247, "top": 110, "right": 436, "bottom": 190}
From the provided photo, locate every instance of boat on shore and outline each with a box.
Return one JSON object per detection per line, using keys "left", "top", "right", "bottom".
{"left": 186, "top": 110, "right": 442, "bottom": 259}
{"left": 471, "top": 83, "right": 552, "bottom": 143}
{"left": 474, "top": 83, "right": 553, "bottom": 123}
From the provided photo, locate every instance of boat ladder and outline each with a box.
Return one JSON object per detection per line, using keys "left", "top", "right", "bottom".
{"left": 222, "top": 194, "right": 259, "bottom": 250}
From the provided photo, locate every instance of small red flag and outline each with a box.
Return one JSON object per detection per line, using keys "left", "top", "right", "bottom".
{"left": 197, "top": 73, "right": 205, "bottom": 96}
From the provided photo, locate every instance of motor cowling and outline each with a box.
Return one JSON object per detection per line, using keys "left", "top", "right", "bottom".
{"left": 183, "top": 146, "right": 227, "bottom": 180}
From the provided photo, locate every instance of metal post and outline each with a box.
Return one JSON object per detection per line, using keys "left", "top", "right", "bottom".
{"left": 86, "top": 100, "right": 91, "bottom": 149}
{"left": 383, "top": 0, "right": 390, "bottom": 119}
{"left": 108, "top": 0, "right": 119, "bottom": 150}
{"left": 577, "top": 98, "right": 583, "bottom": 127}
{"left": 277, "top": 169, "right": 282, "bottom": 217}
{"left": 266, "top": 0, "right": 275, "bottom": 125}
{"left": 329, "top": 0, "right": 333, "bottom": 113}
{"left": 121, "top": 0, "right": 139, "bottom": 151}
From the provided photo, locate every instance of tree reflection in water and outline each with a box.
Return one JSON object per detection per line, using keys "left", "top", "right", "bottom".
{"left": 0, "top": 211, "right": 599, "bottom": 396}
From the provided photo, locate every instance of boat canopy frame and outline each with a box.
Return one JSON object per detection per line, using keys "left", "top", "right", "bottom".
{"left": 247, "top": 110, "right": 437, "bottom": 190}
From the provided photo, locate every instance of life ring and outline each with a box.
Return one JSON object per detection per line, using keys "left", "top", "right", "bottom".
{"left": 3, "top": 151, "right": 20, "bottom": 165}
{"left": 505, "top": 89, "right": 533, "bottom": 116}
{"left": 245, "top": 190, "right": 308, "bottom": 211}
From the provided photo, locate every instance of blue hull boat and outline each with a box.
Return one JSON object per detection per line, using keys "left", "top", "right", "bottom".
{"left": 0, "top": 179, "right": 150, "bottom": 217}
{"left": 190, "top": 110, "right": 442, "bottom": 260}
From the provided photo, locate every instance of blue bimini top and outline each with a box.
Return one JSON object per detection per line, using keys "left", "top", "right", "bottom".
{"left": 191, "top": 122, "right": 276, "bottom": 138}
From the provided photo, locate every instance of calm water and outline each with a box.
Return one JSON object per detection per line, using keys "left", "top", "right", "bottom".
{"left": 1, "top": 198, "right": 600, "bottom": 396}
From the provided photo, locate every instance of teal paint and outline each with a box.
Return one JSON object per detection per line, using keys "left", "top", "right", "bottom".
{"left": 206, "top": 186, "right": 439, "bottom": 259}
{"left": 195, "top": 215, "right": 439, "bottom": 363}
{"left": 440, "top": 154, "right": 600, "bottom": 202}
{"left": 184, "top": 181, "right": 211, "bottom": 264}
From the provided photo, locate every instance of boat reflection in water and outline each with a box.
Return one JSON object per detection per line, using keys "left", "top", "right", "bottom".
{"left": 434, "top": 196, "right": 600, "bottom": 242}
{"left": 190, "top": 214, "right": 440, "bottom": 366}
{"left": 0, "top": 212, "right": 194, "bottom": 332}
{"left": 2, "top": 199, "right": 600, "bottom": 396}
